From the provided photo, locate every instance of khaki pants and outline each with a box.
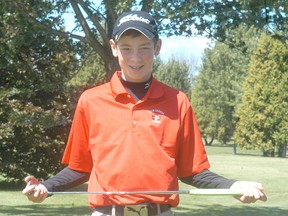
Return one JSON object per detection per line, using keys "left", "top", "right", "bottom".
{"left": 91, "top": 206, "right": 174, "bottom": 216}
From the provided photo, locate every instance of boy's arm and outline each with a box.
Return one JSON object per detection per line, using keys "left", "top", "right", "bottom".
{"left": 42, "top": 167, "right": 90, "bottom": 192}
{"left": 180, "top": 170, "right": 267, "bottom": 203}
{"left": 22, "top": 167, "right": 90, "bottom": 203}
{"left": 179, "top": 169, "right": 236, "bottom": 189}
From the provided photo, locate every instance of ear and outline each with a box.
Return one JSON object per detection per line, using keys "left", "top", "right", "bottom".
{"left": 154, "top": 39, "right": 162, "bottom": 56}
{"left": 110, "top": 39, "right": 118, "bottom": 57}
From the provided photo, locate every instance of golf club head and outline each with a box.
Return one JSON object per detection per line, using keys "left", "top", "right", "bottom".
{"left": 27, "top": 177, "right": 39, "bottom": 186}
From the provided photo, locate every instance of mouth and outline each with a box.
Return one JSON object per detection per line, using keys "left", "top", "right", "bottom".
{"left": 129, "top": 65, "right": 144, "bottom": 71}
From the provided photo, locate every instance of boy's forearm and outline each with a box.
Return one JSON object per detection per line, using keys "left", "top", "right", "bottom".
{"left": 41, "top": 167, "right": 90, "bottom": 193}
{"left": 180, "top": 170, "right": 236, "bottom": 189}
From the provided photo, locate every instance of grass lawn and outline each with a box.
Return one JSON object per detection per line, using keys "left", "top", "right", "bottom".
{"left": 1, "top": 145, "right": 287, "bottom": 216}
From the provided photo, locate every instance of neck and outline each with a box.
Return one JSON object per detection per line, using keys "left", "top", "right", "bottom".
{"left": 120, "top": 75, "right": 152, "bottom": 101}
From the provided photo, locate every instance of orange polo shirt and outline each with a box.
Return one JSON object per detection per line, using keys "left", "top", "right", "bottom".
{"left": 62, "top": 71, "right": 210, "bottom": 208}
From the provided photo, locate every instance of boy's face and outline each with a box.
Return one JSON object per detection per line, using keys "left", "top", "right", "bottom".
{"left": 110, "top": 34, "right": 161, "bottom": 83}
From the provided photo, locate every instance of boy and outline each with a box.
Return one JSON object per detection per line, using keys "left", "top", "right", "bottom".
{"left": 23, "top": 11, "right": 267, "bottom": 216}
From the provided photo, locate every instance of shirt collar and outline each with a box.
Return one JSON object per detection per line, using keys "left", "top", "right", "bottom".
{"left": 110, "top": 71, "right": 164, "bottom": 100}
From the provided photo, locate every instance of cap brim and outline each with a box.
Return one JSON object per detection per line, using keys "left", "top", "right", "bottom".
{"left": 114, "top": 26, "right": 155, "bottom": 41}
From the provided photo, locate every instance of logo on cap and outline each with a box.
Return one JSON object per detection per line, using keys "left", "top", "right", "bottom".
{"left": 117, "top": 14, "right": 150, "bottom": 27}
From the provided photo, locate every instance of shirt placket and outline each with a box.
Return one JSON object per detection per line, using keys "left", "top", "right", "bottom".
{"left": 131, "top": 105, "right": 138, "bottom": 131}
{"left": 130, "top": 99, "right": 148, "bottom": 132}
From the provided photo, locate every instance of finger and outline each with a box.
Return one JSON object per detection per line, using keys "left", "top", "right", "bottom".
{"left": 31, "top": 186, "right": 48, "bottom": 203}
{"left": 251, "top": 182, "right": 264, "bottom": 191}
{"left": 261, "top": 194, "right": 268, "bottom": 201}
{"left": 239, "top": 194, "right": 254, "bottom": 203}
{"left": 38, "top": 184, "right": 48, "bottom": 197}
{"left": 37, "top": 191, "right": 48, "bottom": 203}
{"left": 241, "top": 186, "right": 266, "bottom": 203}
{"left": 34, "top": 187, "right": 40, "bottom": 197}
{"left": 259, "top": 190, "right": 268, "bottom": 201}
{"left": 250, "top": 184, "right": 267, "bottom": 202}
{"left": 22, "top": 185, "right": 36, "bottom": 196}
{"left": 27, "top": 188, "right": 41, "bottom": 202}
{"left": 33, "top": 185, "right": 45, "bottom": 197}
{"left": 240, "top": 195, "right": 255, "bottom": 203}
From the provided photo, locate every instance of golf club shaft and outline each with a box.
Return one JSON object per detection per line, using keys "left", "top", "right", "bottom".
{"left": 48, "top": 189, "right": 243, "bottom": 196}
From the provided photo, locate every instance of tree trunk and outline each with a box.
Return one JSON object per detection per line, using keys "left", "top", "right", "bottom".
{"left": 278, "top": 144, "right": 287, "bottom": 158}
{"left": 204, "top": 137, "right": 214, "bottom": 146}
{"left": 233, "top": 143, "right": 237, "bottom": 155}
{"left": 263, "top": 150, "right": 276, "bottom": 157}
{"left": 106, "top": 57, "right": 120, "bottom": 81}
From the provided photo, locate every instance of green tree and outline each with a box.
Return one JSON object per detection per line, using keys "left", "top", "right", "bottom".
{"left": 68, "top": 51, "right": 106, "bottom": 88}
{"left": 0, "top": 2, "right": 79, "bottom": 181}
{"left": 154, "top": 57, "right": 193, "bottom": 99}
{"left": 9, "top": 0, "right": 287, "bottom": 79}
{"left": 191, "top": 25, "right": 260, "bottom": 145}
{"left": 234, "top": 33, "right": 288, "bottom": 157}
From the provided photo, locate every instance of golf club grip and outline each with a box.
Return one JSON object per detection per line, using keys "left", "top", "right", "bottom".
{"left": 188, "top": 189, "right": 243, "bottom": 195}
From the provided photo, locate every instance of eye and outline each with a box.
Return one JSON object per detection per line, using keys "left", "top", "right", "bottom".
{"left": 140, "top": 46, "right": 151, "bottom": 51}
{"left": 121, "top": 47, "right": 130, "bottom": 51}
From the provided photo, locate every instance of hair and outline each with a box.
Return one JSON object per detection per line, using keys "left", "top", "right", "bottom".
{"left": 114, "top": 29, "right": 159, "bottom": 45}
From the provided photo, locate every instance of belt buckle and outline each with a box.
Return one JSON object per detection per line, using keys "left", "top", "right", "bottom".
{"left": 124, "top": 204, "right": 148, "bottom": 216}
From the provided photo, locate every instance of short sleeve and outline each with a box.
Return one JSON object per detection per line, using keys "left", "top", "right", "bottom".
{"left": 176, "top": 106, "right": 210, "bottom": 177}
{"left": 61, "top": 96, "right": 93, "bottom": 173}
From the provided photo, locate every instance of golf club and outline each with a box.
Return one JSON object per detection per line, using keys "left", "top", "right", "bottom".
{"left": 48, "top": 189, "right": 243, "bottom": 196}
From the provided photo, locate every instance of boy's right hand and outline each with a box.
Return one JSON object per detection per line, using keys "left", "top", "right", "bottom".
{"left": 22, "top": 176, "right": 48, "bottom": 203}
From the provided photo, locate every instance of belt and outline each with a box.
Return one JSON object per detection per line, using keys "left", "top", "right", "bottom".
{"left": 94, "top": 203, "right": 171, "bottom": 216}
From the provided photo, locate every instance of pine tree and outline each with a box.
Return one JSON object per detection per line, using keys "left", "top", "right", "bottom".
{"left": 154, "top": 57, "right": 192, "bottom": 99}
{"left": 234, "top": 33, "right": 288, "bottom": 157}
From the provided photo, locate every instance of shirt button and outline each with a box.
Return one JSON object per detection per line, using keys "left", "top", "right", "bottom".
{"left": 132, "top": 120, "right": 137, "bottom": 125}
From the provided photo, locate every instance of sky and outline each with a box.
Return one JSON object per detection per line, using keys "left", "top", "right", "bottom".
{"left": 159, "top": 36, "right": 211, "bottom": 66}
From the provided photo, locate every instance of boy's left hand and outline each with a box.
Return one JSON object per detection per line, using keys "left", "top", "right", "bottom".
{"left": 230, "top": 181, "right": 267, "bottom": 203}
{"left": 22, "top": 176, "right": 48, "bottom": 203}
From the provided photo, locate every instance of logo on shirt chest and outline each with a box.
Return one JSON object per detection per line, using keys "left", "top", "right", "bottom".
{"left": 152, "top": 114, "right": 161, "bottom": 123}
{"left": 149, "top": 109, "right": 165, "bottom": 124}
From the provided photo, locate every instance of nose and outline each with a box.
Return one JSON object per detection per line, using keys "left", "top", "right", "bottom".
{"left": 130, "top": 50, "right": 142, "bottom": 62}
